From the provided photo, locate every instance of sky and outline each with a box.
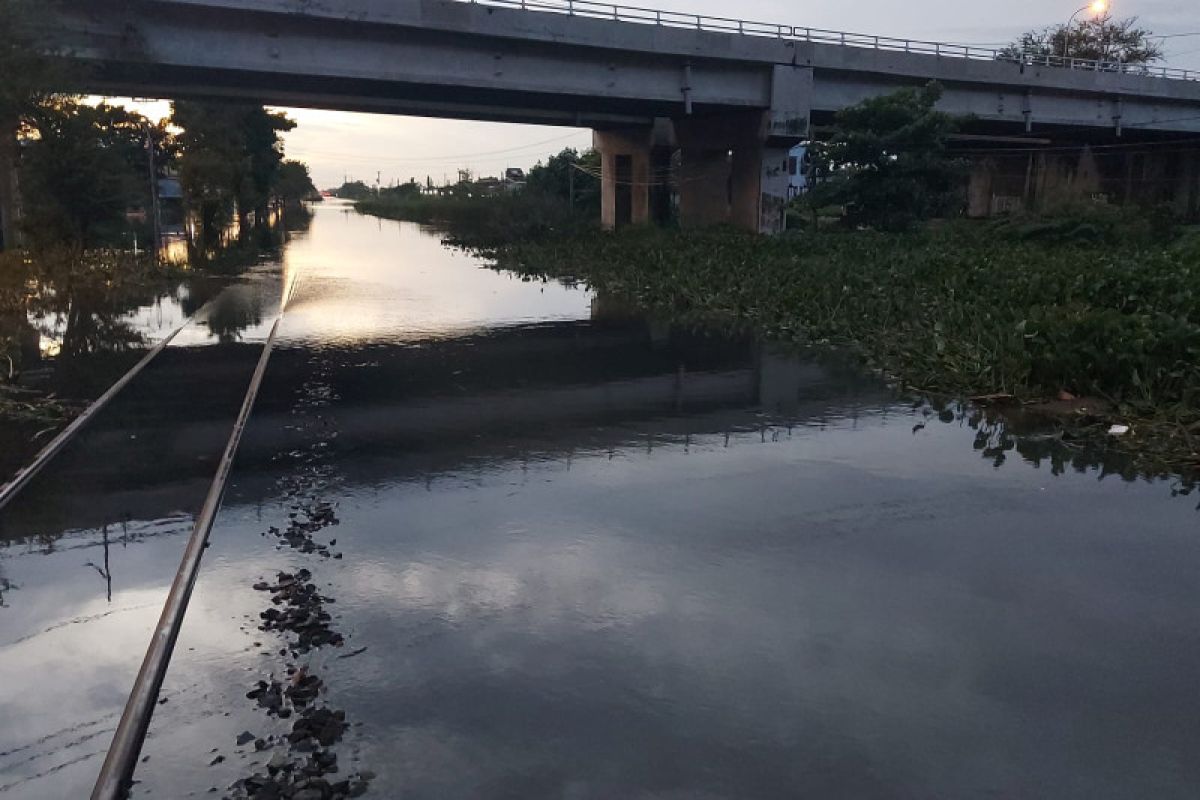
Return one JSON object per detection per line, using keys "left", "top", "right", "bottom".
{"left": 112, "top": 0, "right": 1199, "bottom": 190}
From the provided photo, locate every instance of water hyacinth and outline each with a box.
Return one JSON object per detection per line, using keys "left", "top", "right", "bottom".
{"left": 485, "top": 222, "right": 1200, "bottom": 468}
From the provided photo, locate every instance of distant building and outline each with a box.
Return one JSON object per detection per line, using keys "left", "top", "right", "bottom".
{"left": 503, "top": 167, "right": 526, "bottom": 192}
{"left": 158, "top": 175, "right": 185, "bottom": 227}
{"left": 475, "top": 176, "right": 503, "bottom": 196}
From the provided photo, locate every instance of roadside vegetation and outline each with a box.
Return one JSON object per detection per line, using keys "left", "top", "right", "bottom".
{"left": 0, "top": 3, "right": 317, "bottom": 446}
{"left": 350, "top": 148, "right": 601, "bottom": 243}
{"left": 358, "top": 79, "right": 1199, "bottom": 474}
{"left": 1000, "top": 12, "right": 1163, "bottom": 64}
{"left": 490, "top": 219, "right": 1199, "bottom": 465}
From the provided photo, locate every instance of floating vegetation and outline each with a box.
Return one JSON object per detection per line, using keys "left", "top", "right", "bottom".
{"left": 487, "top": 222, "right": 1200, "bottom": 474}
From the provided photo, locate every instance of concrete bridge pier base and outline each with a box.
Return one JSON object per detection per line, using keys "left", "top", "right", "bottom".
{"left": 676, "top": 111, "right": 796, "bottom": 234}
{"left": 736, "top": 144, "right": 791, "bottom": 234}
{"left": 1170, "top": 148, "right": 1200, "bottom": 220}
{"left": 677, "top": 146, "right": 730, "bottom": 228}
{"left": 595, "top": 128, "right": 649, "bottom": 230}
{"left": 967, "top": 158, "right": 998, "bottom": 218}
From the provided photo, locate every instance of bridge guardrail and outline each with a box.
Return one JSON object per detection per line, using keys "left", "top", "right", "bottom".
{"left": 465, "top": 0, "right": 1196, "bottom": 83}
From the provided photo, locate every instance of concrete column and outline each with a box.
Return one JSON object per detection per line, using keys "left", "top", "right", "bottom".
{"left": 1033, "top": 152, "right": 1083, "bottom": 210}
{"left": 1171, "top": 148, "right": 1200, "bottom": 220}
{"left": 594, "top": 128, "right": 653, "bottom": 230}
{"left": 676, "top": 111, "right": 766, "bottom": 231}
{"left": 674, "top": 88, "right": 805, "bottom": 235}
{"left": 678, "top": 146, "right": 729, "bottom": 227}
{"left": 967, "top": 158, "right": 996, "bottom": 218}
{"left": 729, "top": 142, "right": 791, "bottom": 234}
{"left": 1075, "top": 145, "right": 1101, "bottom": 199}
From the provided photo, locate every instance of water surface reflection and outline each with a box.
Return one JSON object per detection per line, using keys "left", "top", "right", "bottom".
{"left": 1, "top": 203, "right": 1197, "bottom": 800}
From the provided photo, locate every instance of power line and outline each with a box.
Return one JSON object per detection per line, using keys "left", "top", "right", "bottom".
{"left": 948, "top": 135, "right": 1200, "bottom": 155}
{"left": 289, "top": 131, "right": 586, "bottom": 166}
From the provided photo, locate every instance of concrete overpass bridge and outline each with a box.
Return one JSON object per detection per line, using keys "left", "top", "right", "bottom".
{"left": 45, "top": 0, "right": 1200, "bottom": 230}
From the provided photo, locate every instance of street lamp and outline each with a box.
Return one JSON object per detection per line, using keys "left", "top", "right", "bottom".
{"left": 1063, "top": 0, "right": 1109, "bottom": 59}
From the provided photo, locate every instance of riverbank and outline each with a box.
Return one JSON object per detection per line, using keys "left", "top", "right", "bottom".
{"left": 482, "top": 221, "right": 1200, "bottom": 475}
{"left": 354, "top": 192, "right": 591, "bottom": 245}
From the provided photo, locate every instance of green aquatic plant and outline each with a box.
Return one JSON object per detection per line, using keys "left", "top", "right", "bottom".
{"left": 484, "top": 222, "right": 1200, "bottom": 471}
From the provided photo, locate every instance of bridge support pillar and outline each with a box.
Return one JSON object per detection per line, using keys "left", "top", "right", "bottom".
{"left": 677, "top": 144, "right": 729, "bottom": 227}
{"left": 1030, "top": 146, "right": 1102, "bottom": 211}
{"left": 1170, "top": 148, "right": 1200, "bottom": 221}
{"left": 967, "top": 158, "right": 997, "bottom": 218}
{"left": 674, "top": 65, "right": 809, "bottom": 234}
{"left": 676, "top": 112, "right": 794, "bottom": 234}
{"left": 594, "top": 127, "right": 659, "bottom": 230}
{"left": 676, "top": 112, "right": 762, "bottom": 231}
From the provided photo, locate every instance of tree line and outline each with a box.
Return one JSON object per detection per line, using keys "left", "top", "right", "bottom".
{"left": 0, "top": 0, "right": 316, "bottom": 252}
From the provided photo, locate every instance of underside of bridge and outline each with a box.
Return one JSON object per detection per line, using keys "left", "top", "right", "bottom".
{"left": 21, "top": 0, "right": 1200, "bottom": 237}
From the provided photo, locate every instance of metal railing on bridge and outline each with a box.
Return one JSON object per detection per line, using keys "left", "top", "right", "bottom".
{"left": 464, "top": 0, "right": 1197, "bottom": 83}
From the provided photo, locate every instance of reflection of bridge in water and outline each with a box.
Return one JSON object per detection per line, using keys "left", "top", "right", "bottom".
{"left": 0, "top": 315, "right": 891, "bottom": 540}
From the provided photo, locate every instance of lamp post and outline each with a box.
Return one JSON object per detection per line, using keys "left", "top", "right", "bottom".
{"left": 1063, "top": 0, "right": 1109, "bottom": 59}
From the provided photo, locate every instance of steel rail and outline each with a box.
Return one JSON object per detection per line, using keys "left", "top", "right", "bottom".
{"left": 0, "top": 322, "right": 189, "bottom": 513}
{"left": 90, "top": 314, "right": 283, "bottom": 800}
{"left": 462, "top": 0, "right": 1197, "bottom": 82}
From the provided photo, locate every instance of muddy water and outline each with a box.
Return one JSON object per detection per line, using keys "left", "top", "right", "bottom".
{"left": 2, "top": 201, "right": 1200, "bottom": 799}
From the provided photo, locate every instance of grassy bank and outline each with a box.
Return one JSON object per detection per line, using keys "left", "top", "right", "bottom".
{"left": 484, "top": 221, "right": 1200, "bottom": 471}
{"left": 354, "top": 193, "right": 593, "bottom": 245}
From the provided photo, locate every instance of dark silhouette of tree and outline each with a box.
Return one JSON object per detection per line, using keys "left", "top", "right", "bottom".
{"left": 1001, "top": 15, "right": 1163, "bottom": 64}
{"left": 239, "top": 107, "right": 297, "bottom": 225}
{"left": 276, "top": 160, "right": 318, "bottom": 204}
{"left": 171, "top": 102, "right": 295, "bottom": 240}
{"left": 331, "top": 180, "right": 374, "bottom": 200}
{"left": 20, "top": 101, "right": 168, "bottom": 249}
{"left": 804, "top": 82, "right": 965, "bottom": 232}
{"left": 525, "top": 148, "right": 601, "bottom": 215}
{"left": 0, "top": 0, "right": 69, "bottom": 250}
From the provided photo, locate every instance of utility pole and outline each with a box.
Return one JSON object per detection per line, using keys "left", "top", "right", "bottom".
{"left": 0, "top": 114, "right": 21, "bottom": 252}
{"left": 145, "top": 125, "right": 162, "bottom": 259}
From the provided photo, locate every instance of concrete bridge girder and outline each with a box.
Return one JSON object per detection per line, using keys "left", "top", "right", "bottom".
{"left": 52, "top": 0, "right": 1200, "bottom": 135}
{"left": 25, "top": 0, "right": 1200, "bottom": 244}
{"left": 51, "top": 0, "right": 772, "bottom": 126}
{"left": 814, "top": 77, "right": 1198, "bottom": 135}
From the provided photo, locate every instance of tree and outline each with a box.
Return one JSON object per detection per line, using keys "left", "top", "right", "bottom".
{"left": 331, "top": 180, "right": 373, "bottom": 200}
{"left": 275, "top": 160, "right": 318, "bottom": 205}
{"left": 804, "top": 82, "right": 965, "bottom": 232}
{"left": 377, "top": 179, "right": 421, "bottom": 200}
{"left": 525, "top": 148, "right": 601, "bottom": 215}
{"left": 19, "top": 101, "right": 166, "bottom": 249}
{"left": 0, "top": 0, "right": 68, "bottom": 250}
{"left": 1001, "top": 15, "right": 1163, "bottom": 64}
{"left": 238, "top": 107, "right": 296, "bottom": 222}
{"left": 171, "top": 101, "right": 295, "bottom": 238}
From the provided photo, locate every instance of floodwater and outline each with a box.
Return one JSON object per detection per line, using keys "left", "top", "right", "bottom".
{"left": 2, "top": 200, "right": 1198, "bottom": 799}
{"left": 0, "top": 224, "right": 289, "bottom": 480}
